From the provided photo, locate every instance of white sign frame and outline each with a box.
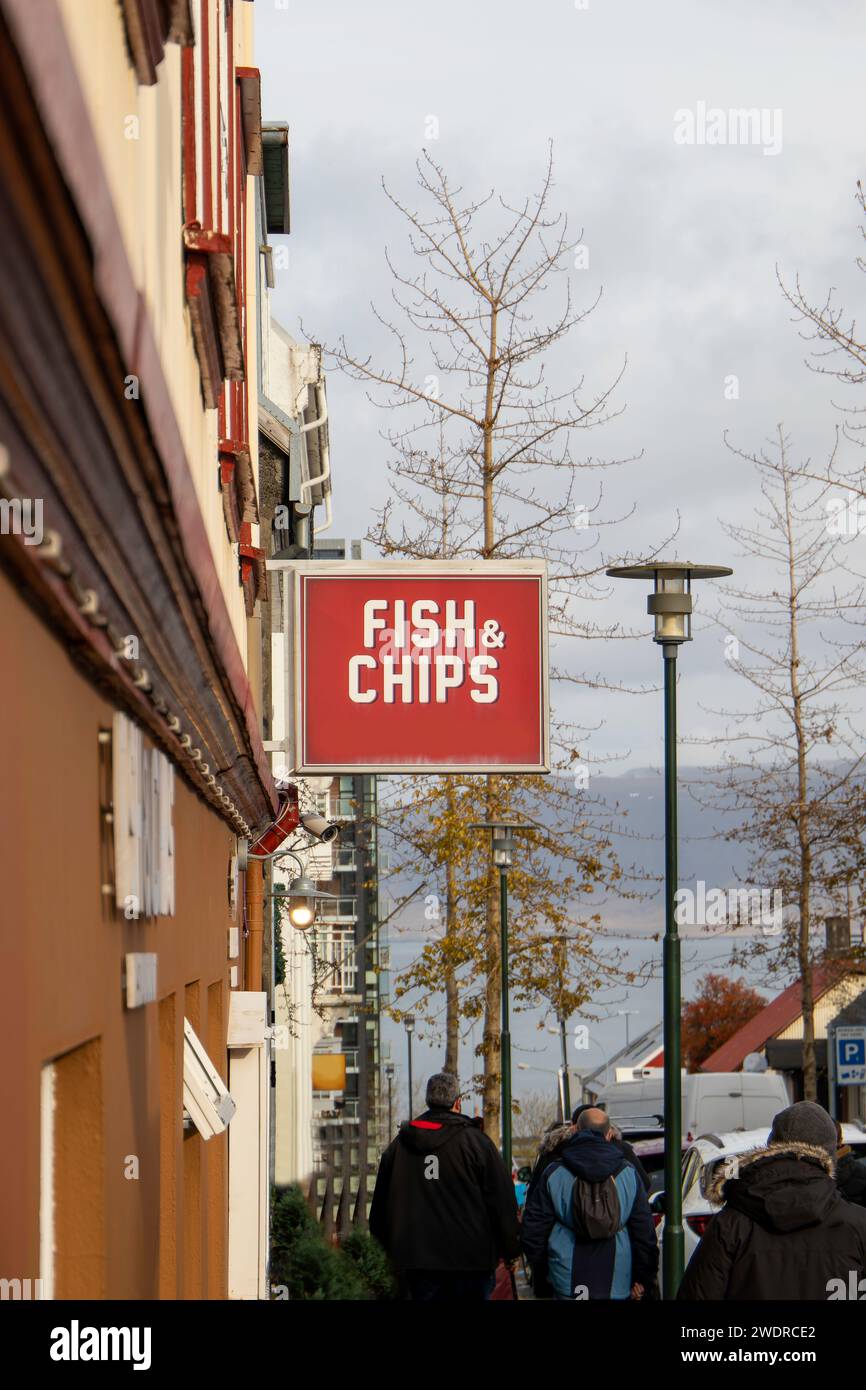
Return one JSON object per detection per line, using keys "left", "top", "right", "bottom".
{"left": 835, "top": 1026, "right": 866, "bottom": 1086}
{"left": 268, "top": 558, "right": 551, "bottom": 775}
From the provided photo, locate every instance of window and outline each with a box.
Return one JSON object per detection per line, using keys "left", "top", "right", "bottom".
{"left": 315, "top": 929, "right": 357, "bottom": 994}
{"left": 112, "top": 713, "right": 175, "bottom": 918}
{"left": 318, "top": 897, "right": 356, "bottom": 922}
{"left": 183, "top": 1018, "right": 235, "bottom": 1140}
{"left": 681, "top": 1149, "right": 703, "bottom": 1197}
{"left": 335, "top": 845, "right": 357, "bottom": 874}
{"left": 42, "top": 1040, "right": 105, "bottom": 1298}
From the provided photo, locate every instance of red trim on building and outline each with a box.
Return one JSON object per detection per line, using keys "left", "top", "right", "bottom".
{"left": 181, "top": 43, "right": 196, "bottom": 222}
{"left": 200, "top": 0, "right": 212, "bottom": 228}
{"left": 185, "top": 254, "right": 223, "bottom": 408}
{"left": 239, "top": 539, "right": 266, "bottom": 617}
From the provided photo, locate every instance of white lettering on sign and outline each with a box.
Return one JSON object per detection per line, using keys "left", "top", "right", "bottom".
{"left": 349, "top": 600, "right": 502, "bottom": 704}
{"left": 348, "top": 655, "right": 377, "bottom": 703}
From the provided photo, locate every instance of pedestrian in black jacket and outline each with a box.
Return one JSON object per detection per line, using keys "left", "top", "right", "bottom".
{"left": 679, "top": 1101, "right": 866, "bottom": 1301}
{"left": 835, "top": 1121, "right": 866, "bottom": 1207}
{"left": 369, "top": 1072, "right": 520, "bottom": 1300}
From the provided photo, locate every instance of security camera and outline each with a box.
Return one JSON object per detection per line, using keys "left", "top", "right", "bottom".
{"left": 300, "top": 812, "right": 340, "bottom": 844}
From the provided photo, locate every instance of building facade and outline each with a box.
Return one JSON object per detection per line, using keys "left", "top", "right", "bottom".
{"left": 0, "top": 0, "right": 279, "bottom": 1299}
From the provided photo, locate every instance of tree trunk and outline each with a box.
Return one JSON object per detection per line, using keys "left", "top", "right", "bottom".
{"left": 480, "top": 311, "right": 503, "bottom": 1139}
{"left": 443, "top": 809, "right": 459, "bottom": 1075}
{"left": 786, "top": 473, "right": 817, "bottom": 1101}
{"left": 481, "top": 771, "right": 501, "bottom": 1141}
{"left": 481, "top": 850, "right": 502, "bottom": 1144}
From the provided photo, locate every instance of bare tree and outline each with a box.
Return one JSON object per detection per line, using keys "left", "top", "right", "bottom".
{"left": 514, "top": 1088, "right": 560, "bottom": 1144}
{"left": 697, "top": 427, "right": 866, "bottom": 1098}
{"left": 778, "top": 180, "right": 866, "bottom": 446}
{"left": 320, "top": 148, "right": 647, "bottom": 1140}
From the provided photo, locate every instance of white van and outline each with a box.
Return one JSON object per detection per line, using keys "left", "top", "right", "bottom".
{"left": 595, "top": 1071, "right": 790, "bottom": 1141}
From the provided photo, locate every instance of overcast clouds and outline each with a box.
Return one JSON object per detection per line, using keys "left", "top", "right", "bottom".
{"left": 258, "top": 0, "right": 866, "bottom": 769}
{"left": 256, "top": 0, "right": 866, "bottom": 1096}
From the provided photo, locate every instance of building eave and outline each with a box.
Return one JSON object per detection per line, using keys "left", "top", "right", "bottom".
{"left": 0, "top": 0, "right": 276, "bottom": 832}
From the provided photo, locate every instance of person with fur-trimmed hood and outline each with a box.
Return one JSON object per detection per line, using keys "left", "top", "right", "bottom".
{"left": 678, "top": 1101, "right": 866, "bottom": 1300}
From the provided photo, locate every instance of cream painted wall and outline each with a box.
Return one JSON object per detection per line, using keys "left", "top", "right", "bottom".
{"left": 776, "top": 976, "right": 865, "bottom": 1041}
{"left": 56, "top": 0, "right": 258, "bottom": 663}
{"left": 274, "top": 905, "right": 315, "bottom": 1186}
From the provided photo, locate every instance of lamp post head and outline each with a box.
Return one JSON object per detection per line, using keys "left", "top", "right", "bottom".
{"left": 404, "top": 1015, "right": 415, "bottom": 1035}
{"left": 606, "top": 561, "right": 732, "bottom": 645}
{"left": 492, "top": 828, "right": 515, "bottom": 870}
{"left": 286, "top": 875, "right": 318, "bottom": 929}
{"left": 470, "top": 821, "right": 533, "bottom": 870}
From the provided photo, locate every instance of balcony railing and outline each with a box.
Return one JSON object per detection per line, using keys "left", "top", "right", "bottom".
{"left": 314, "top": 929, "right": 358, "bottom": 994}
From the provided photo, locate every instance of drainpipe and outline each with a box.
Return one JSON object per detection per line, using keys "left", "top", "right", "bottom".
{"left": 297, "top": 383, "right": 332, "bottom": 535}
{"left": 299, "top": 380, "right": 327, "bottom": 436}
{"left": 246, "top": 859, "right": 264, "bottom": 991}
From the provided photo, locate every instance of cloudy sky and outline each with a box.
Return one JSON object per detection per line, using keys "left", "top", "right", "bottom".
{"left": 259, "top": 0, "right": 866, "bottom": 770}
{"left": 257, "top": 1, "right": 866, "bottom": 1096}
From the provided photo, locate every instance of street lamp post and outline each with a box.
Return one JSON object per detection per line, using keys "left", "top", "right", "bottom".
{"left": 404, "top": 1016, "right": 415, "bottom": 1120}
{"left": 516, "top": 1061, "right": 566, "bottom": 1121}
{"left": 606, "top": 560, "right": 731, "bottom": 1298}
{"left": 496, "top": 833, "right": 513, "bottom": 1173}
{"left": 558, "top": 1015, "right": 572, "bottom": 1119}
{"left": 384, "top": 1062, "right": 395, "bottom": 1138}
{"left": 617, "top": 1009, "right": 639, "bottom": 1051}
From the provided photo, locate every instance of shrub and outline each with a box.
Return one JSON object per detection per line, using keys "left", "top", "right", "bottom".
{"left": 271, "top": 1186, "right": 365, "bottom": 1300}
{"left": 271, "top": 1186, "right": 397, "bottom": 1300}
{"left": 340, "top": 1229, "right": 397, "bottom": 1300}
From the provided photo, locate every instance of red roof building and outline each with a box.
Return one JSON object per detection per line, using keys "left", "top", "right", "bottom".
{"left": 701, "top": 964, "right": 855, "bottom": 1072}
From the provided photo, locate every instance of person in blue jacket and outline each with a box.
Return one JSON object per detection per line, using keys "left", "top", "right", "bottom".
{"left": 521, "top": 1107, "right": 658, "bottom": 1301}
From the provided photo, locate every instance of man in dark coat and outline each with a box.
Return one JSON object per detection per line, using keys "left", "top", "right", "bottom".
{"left": 679, "top": 1101, "right": 866, "bottom": 1300}
{"left": 521, "top": 1108, "right": 658, "bottom": 1300}
{"left": 369, "top": 1072, "right": 519, "bottom": 1300}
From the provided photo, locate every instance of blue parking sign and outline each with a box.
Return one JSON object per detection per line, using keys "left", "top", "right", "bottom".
{"left": 835, "top": 1028, "right": 866, "bottom": 1085}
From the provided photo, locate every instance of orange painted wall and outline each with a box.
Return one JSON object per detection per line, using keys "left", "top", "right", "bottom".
{"left": 0, "top": 572, "right": 240, "bottom": 1298}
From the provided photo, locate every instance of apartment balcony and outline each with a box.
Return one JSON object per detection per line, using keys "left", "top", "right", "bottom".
{"left": 314, "top": 928, "right": 358, "bottom": 997}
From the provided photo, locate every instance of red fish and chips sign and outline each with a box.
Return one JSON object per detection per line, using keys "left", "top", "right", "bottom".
{"left": 286, "top": 561, "right": 549, "bottom": 773}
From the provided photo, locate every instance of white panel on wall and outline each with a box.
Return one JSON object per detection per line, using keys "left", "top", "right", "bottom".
{"left": 112, "top": 713, "right": 175, "bottom": 919}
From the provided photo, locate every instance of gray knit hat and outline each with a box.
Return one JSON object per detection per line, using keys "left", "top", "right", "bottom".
{"left": 769, "top": 1100, "right": 837, "bottom": 1155}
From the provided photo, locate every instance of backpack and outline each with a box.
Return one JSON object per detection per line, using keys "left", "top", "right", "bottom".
{"left": 571, "top": 1172, "right": 622, "bottom": 1239}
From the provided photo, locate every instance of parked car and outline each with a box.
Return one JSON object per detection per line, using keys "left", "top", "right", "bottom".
{"left": 630, "top": 1136, "right": 668, "bottom": 1195}
{"left": 595, "top": 1070, "right": 790, "bottom": 1142}
{"left": 652, "top": 1122, "right": 866, "bottom": 1293}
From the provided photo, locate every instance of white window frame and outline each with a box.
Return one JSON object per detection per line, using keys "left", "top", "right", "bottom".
{"left": 183, "top": 1018, "right": 236, "bottom": 1140}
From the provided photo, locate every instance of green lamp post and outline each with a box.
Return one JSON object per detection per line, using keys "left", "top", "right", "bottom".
{"left": 606, "top": 561, "right": 731, "bottom": 1297}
